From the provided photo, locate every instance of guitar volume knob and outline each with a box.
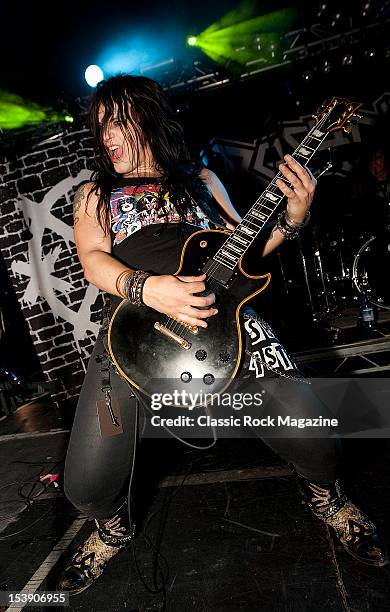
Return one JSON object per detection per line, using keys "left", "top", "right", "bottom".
{"left": 195, "top": 350, "right": 207, "bottom": 361}
{"left": 181, "top": 372, "right": 192, "bottom": 383}
{"left": 203, "top": 373, "right": 215, "bottom": 385}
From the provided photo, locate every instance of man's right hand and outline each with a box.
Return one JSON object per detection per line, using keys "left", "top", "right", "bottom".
{"left": 142, "top": 273, "right": 217, "bottom": 328}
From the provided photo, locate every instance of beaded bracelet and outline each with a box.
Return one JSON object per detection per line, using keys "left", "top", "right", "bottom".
{"left": 285, "top": 209, "right": 311, "bottom": 228}
{"left": 122, "top": 270, "right": 151, "bottom": 307}
{"left": 276, "top": 210, "right": 310, "bottom": 240}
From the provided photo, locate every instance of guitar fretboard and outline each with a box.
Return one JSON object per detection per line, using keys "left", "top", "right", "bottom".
{"left": 211, "top": 118, "right": 330, "bottom": 273}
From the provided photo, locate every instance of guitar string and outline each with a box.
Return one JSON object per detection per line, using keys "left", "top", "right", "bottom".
{"left": 162, "top": 112, "right": 330, "bottom": 338}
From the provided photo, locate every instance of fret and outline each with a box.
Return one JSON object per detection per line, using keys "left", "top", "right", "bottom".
{"left": 232, "top": 235, "right": 249, "bottom": 245}
{"left": 239, "top": 225, "right": 255, "bottom": 236}
{"left": 235, "top": 228, "right": 252, "bottom": 238}
{"left": 311, "top": 128, "right": 326, "bottom": 140}
{"left": 245, "top": 217, "right": 262, "bottom": 230}
{"left": 220, "top": 250, "right": 238, "bottom": 262}
{"left": 249, "top": 209, "right": 267, "bottom": 221}
{"left": 230, "top": 236, "right": 246, "bottom": 247}
{"left": 293, "top": 152, "right": 309, "bottom": 164}
{"left": 263, "top": 191, "right": 282, "bottom": 203}
{"left": 214, "top": 255, "right": 234, "bottom": 269}
{"left": 256, "top": 202, "right": 274, "bottom": 213}
{"left": 225, "top": 243, "right": 243, "bottom": 254}
{"left": 304, "top": 136, "right": 321, "bottom": 147}
{"left": 296, "top": 145, "right": 315, "bottom": 159}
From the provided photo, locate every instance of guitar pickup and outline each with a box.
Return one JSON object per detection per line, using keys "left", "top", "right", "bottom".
{"left": 154, "top": 322, "right": 192, "bottom": 349}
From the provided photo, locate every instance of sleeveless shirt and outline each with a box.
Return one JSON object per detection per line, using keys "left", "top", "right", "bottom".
{"left": 110, "top": 177, "right": 213, "bottom": 278}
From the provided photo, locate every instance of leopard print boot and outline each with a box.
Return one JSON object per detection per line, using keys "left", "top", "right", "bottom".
{"left": 58, "top": 504, "right": 135, "bottom": 596}
{"left": 299, "top": 478, "right": 388, "bottom": 567}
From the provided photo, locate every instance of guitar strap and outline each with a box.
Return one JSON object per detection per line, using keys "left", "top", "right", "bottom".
{"left": 97, "top": 296, "right": 139, "bottom": 537}
{"left": 97, "top": 299, "right": 122, "bottom": 430}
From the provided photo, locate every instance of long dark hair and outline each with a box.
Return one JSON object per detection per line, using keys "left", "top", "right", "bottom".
{"left": 87, "top": 74, "right": 210, "bottom": 234}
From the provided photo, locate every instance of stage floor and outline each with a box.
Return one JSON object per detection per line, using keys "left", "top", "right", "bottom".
{"left": 0, "top": 406, "right": 389, "bottom": 611}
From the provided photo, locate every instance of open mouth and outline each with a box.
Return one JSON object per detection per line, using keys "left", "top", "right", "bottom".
{"left": 108, "top": 145, "right": 124, "bottom": 162}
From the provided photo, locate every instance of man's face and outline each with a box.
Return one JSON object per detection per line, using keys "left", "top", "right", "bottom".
{"left": 98, "top": 104, "right": 144, "bottom": 175}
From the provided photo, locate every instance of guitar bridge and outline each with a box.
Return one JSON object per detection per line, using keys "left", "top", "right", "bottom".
{"left": 171, "top": 316, "right": 199, "bottom": 335}
{"left": 154, "top": 322, "right": 192, "bottom": 350}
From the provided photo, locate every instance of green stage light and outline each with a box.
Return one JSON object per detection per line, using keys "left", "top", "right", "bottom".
{"left": 0, "top": 90, "right": 73, "bottom": 130}
{"left": 187, "top": 36, "right": 198, "bottom": 46}
{"left": 194, "top": 2, "right": 296, "bottom": 69}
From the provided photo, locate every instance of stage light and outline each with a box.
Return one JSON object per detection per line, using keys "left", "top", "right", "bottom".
{"left": 64, "top": 115, "right": 74, "bottom": 123}
{"left": 85, "top": 65, "right": 104, "bottom": 87}
{"left": 316, "top": 2, "right": 328, "bottom": 18}
{"left": 187, "top": 36, "right": 197, "bottom": 46}
{"left": 342, "top": 53, "right": 353, "bottom": 66}
{"left": 362, "top": 1, "right": 372, "bottom": 17}
{"left": 0, "top": 90, "right": 69, "bottom": 130}
{"left": 191, "top": 6, "right": 295, "bottom": 68}
{"left": 364, "top": 48, "right": 376, "bottom": 59}
{"left": 321, "top": 59, "right": 332, "bottom": 74}
{"left": 302, "top": 70, "right": 313, "bottom": 81}
{"left": 330, "top": 12, "right": 341, "bottom": 27}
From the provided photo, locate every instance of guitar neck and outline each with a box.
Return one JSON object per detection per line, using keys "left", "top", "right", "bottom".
{"left": 210, "top": 115, "right": 331, "bottom": 275}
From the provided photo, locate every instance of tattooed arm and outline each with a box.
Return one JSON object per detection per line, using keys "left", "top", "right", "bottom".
{"left": 72, "top": 183, "right": 87, "bottom": 226}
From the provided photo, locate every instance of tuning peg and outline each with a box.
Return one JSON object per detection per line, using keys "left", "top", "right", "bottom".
{"left": 343, "top": 125, "right": 353, "bottom": 134}
{"left": 353, "top": 113, "right": 363, "bottom": 120}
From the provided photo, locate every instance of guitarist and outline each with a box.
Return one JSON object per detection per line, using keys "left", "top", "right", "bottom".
{"left": 58, "top": 75, "right": 387, "bottom": 595}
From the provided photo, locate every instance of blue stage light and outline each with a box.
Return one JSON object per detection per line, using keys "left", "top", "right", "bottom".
{"left": 85, "top": 65, "right": 104, "bottom": 87}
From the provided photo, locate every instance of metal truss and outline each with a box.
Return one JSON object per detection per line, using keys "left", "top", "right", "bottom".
{"left": 160, "top": 17, "right": 390, "bottom": 93}
{"left": 294, "top": 335, "right": 390, "bottom": 376}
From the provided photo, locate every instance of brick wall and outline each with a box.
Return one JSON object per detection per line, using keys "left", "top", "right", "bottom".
{"left": 0, "top": 124, "right": 103, "bottom": 413}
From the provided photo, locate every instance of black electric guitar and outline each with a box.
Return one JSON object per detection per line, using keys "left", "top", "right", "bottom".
{"left": 108, "top": 97, "right": 362, "bottom": 405}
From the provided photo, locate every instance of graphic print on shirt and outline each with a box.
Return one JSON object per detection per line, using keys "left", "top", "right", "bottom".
{"left": 110, "top": 183, "right": 210, "bottom": 245}
{"left": 244, "top": 317, "right": 296, "bottom": 377}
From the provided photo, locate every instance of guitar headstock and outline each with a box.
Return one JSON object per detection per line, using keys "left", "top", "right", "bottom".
{"left": 313, "top": 97, "right": 363, "bottom": 134}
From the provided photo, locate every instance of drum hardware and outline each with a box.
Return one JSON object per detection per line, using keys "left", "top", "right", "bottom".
{"left": 352, "top": 233, "right": 390, "bottom": 311}
{"left": 314, "top": 151, "right": 333, "bottom": 180}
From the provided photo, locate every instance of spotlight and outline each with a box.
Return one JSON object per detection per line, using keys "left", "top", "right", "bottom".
{"left": 317, "top": 2, "right": 328, "bottom": 18}
{"left": 361, "top": 1, "right": 372, "bottom": 17}
{"left": 364, "top": 48, "right": 376, "bottom": 58}
{"left": 187, "top": 36, "right": 197, "bottom": 46}
{"left": 321, "top": 59, "right": 332, "bottom": 74}
{"left": 302, "top": 70, "right": 313, "bottom": 81}
{"left": 64, "top": 115, "right": 74, "bottom": 123}
{"left": 330, "top": 12, "right": 341, "bottom": 27}
{"left": 85, "top": 65, "right": 104, "bottom": 87}
{"left": 342, "top": 53, "right": 353, "bottom": 66}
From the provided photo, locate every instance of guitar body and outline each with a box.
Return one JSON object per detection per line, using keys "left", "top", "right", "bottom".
{"left": 108, "top": 229, "right": 271, "bottom": 403}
